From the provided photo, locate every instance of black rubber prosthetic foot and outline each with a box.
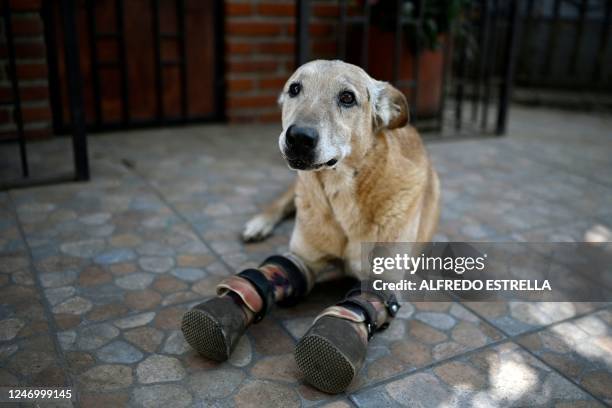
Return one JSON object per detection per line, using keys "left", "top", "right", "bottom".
{"left": 294, "top": 315, "right": 367, "bottom": 394}
{"left": 181, "top": 296, "right": 248, "bottom": 361}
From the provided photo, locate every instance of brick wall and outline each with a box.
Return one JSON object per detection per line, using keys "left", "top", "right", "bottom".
{"left": 224, "top": 0, "right": 339, "bottom": 123}
{"left": 0, "top": 0, "right": 50, "bottom": 140}
{"left": 0, "top": 0, "right": 341, "bottom": 137}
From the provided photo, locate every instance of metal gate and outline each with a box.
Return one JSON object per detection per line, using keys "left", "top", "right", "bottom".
{"left": 516, "top": 0, "right": 611, "bottom": 92}
{"left": 296, "top": 0, "right": 520, "bottom": 136}
{"left": 1, "top": 0, "right": 89, "bottom": 189}
{"left": 44, "top": 0, "right": 225, "bottom": 133}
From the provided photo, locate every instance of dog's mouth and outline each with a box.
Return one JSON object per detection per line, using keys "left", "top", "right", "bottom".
{"left": 287, "top": 158, "right": 338, "bottom": 171}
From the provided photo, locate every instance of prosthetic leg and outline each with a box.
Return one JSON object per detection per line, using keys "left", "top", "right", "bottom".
{"left": 181, "top": 254, "right": 313, "bottom": 361}
{"left": 295, "top": 281, "right": 399, "bottom": 394}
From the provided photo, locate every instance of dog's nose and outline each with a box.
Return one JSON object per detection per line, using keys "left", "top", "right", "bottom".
{"left": 286, "top": 125, "right": 318, "bottom": 151}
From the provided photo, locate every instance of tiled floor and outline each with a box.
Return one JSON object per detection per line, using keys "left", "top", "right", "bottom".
{"left": 0, "top": 106, "right": 611, "bottom": 407}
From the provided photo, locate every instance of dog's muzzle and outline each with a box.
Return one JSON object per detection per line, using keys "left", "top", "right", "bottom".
{"left": 283, "top": 125, "right": 318, "bottom": 168}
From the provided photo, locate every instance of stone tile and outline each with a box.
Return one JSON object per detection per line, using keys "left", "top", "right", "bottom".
{"left": 136, "top": 355, "right": 186, "bottom": 384}
{"left": 463, "top": 301, "right": 600, "bottom": 336}
{"left": 131, "top": 384, "right": 193, "bottom": 408}
{"left": 517, "top": 309, "right": 612, "bottom": 404}
{"left": 233, "top": 380, "right": 300, "bottom": 408}
{"left": 250, "top": 354, "right": 300, "bottom": 383}
{"left": 188, "top": 368, "right": 245, "bottom": 400}
{"left": 124, "top": 326, "right": 165, "bottom": 353}
{"left": 2, "top": 109, "right": 611, "bottom": 405}
{"left": 96, "top": 340, "right": 144, "bottom": 364}
{"left": 79, "top": 364, "right": 133, "bottom": 391}
{"left": 351, "top": 342, "right": 603, "bottom": 407}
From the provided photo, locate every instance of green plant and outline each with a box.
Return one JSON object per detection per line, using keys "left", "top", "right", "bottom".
{"left": 370, "top": 0, "right": 472, "bottom": 51}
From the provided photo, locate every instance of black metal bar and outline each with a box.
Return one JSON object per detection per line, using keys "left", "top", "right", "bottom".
{"left": 176, "top": 0, "right": 188, "bottom": 119}
{"left": 454, "top": 33, "right": 467, "bottom": 131}
{"left": 481, "top": 0, "right": 499, "bottom": 132}
{"left": 496, "top": 0, "right": 520, "bottom": 135}
{"left": 569, "top": 0, "right": 588, "bottom": 75}
{"left": 151, "top": 0, "right": 164, "bottom": 121}
{"left": 86, "top": 0, "right": 102, "bottom": 126}
{"left": 296, "top": 0, "right": 310, "bottom": 66}
{"left": 116, "top": 0, "right": 130, "bottom": 125}
{"left": 517, "top": 0, "right": 535, "bottom": 81}
{"left": 3, "top": 0, "right": 28, "bottom": 177}
{"left": 434, "top": 18, "right": 453, "bottom": 133}
{"left": 593, "top": 0, "right": 611, "bottom": 82}
{"left": 338, "top": 0, "right": 347, "bottom": 60}
{"left": 392, "top": 0, "right": 402, "bottom": 84}
{"left": 472, "top": 0, "right": 491, "bottom": 122}
{"left": 42, "top": 0, "right": 65, "bottom": 134}
{"left": 60, "top": 0, "right": 90, "bottom": 181}
{"left": 412, "top": 0, "right": 424, "bottom": 125}
{"left": 360, "top": 0, "right": 370, "bottom": 70}
{"left": 213, "top": 0, "right": 225, "bottom": 120}
{"left": 541, "top": 0, "right": 561, "bottom": 77}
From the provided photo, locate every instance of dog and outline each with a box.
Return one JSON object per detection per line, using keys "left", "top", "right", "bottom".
{"left": 242, "top": 59, "right": 440, "bottom": 278}
{"left": 181, "top": 59, "right": 440, "bottom": 394}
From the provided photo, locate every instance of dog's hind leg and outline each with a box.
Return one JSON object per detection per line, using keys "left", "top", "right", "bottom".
{"left": 242, "top": 182, "right": 296, "bottom": 242}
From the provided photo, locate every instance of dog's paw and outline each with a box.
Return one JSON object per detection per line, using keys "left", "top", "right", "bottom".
{"left": 242, "top": 214, "right": 275, "bottom": 242}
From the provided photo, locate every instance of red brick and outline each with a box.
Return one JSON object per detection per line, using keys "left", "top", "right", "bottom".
{"left": 226, "top": 3, "right": 252, "bottom": 16}
{"left": 24, "top": 127, "right": 50, "bottom": 139}
{"left": 0, "top": 85, "right": 50, "bottom": 101}
{"left": 227, "top": 22, "right": 282, "bottom": 36}
{"left": 287, "top": 22, "right": 334, "bottom": 37}
{"left": 312, "top": 41, "right": 336, "bottom": 55}
{"left": 228, "top": 110, "right": 280, "bottom": 123}
{"left": 0, "top": 127, "right": 50, "bottom": 141}
{"left": 22, "top": 105, "right": 51, "bottom": 122}
{"left": 227, "top": 78, "right": 254, "bottom": 92}
{"left": 285, "top": 60, "right": 296, "bottom": 72}
{"left": 17, "top": 63, "right": 47, "bottom": 80}
{"left": 257, "top": 41, "right": 294, "bottom": 54}
{"left": 259, "top": 77, "right": 286, "bottom": 90}
{"left": 0, "top": 87, "right": 10, "bottom": 100}
{"left": 257, "top": 3, "right": 295, "bottom": 17}
{"left": 258, "top": 111, "right": 281, "bottom": 122}
{"left": 313, "top": 4, "right": 339, "bottom": 17}
{"left": 228, "top": 60, "right": 278, "bottom": 73}
{"left": 228, "top": 94, "right": 278, "bottom": 109}
{"left": 0, "top": 42, "right": 46, "bottom": 59}
{"left": 9, "top": 0, "right": 41, "bottom": 11}
{"left": 227, "top": 41, "right": 253, "bottom": 54}
{"left": 20, "top": 85, "right": 49, "bottom": 101}
{"left": 11, "top": 17, "right": 43, "bottom": 36}
{"left": 0, "top": 108, "right": 11, "bottom": 123}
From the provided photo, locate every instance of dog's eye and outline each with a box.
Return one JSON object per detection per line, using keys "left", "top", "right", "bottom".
{"left": 339, "top": 91, "right": 356, "bottom": 106}
{"left": 288, "top": 82, "right": 301, "bottom": 97}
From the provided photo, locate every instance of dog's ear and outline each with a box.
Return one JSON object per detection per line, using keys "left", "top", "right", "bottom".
{"left": 372, "top": 81, "right": 409, "bottom": 130}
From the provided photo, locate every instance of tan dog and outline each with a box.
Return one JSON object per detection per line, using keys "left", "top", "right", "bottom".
{"left": 181, "top": 60, "right": 441, "bottom": 393}
{"left": 242, "top": 59, "right": 440, "bottom": 280}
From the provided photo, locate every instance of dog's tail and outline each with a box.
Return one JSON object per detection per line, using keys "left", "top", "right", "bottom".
{"left": 242, "top": 182, "right": 296, "bottom": 242}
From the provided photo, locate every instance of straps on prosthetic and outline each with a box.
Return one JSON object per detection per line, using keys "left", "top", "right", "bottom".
{"left": 236, "top": 269, "right": 274, "bottom": 323}
{"left": 345, "top": 280, "right": 401, "bottom": 321}
{"left": 216, "top": 254, "right": 313, "bottom": 323}
{"left": 216, "top": 273, "right": 270, "bottom": 322}
{"left": 316, "top": 280, "right": 401, "bottom": 340}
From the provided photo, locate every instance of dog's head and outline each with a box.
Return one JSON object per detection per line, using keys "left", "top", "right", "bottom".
{"left": 278, "top": 60, "right": 408, "bottom": 171}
